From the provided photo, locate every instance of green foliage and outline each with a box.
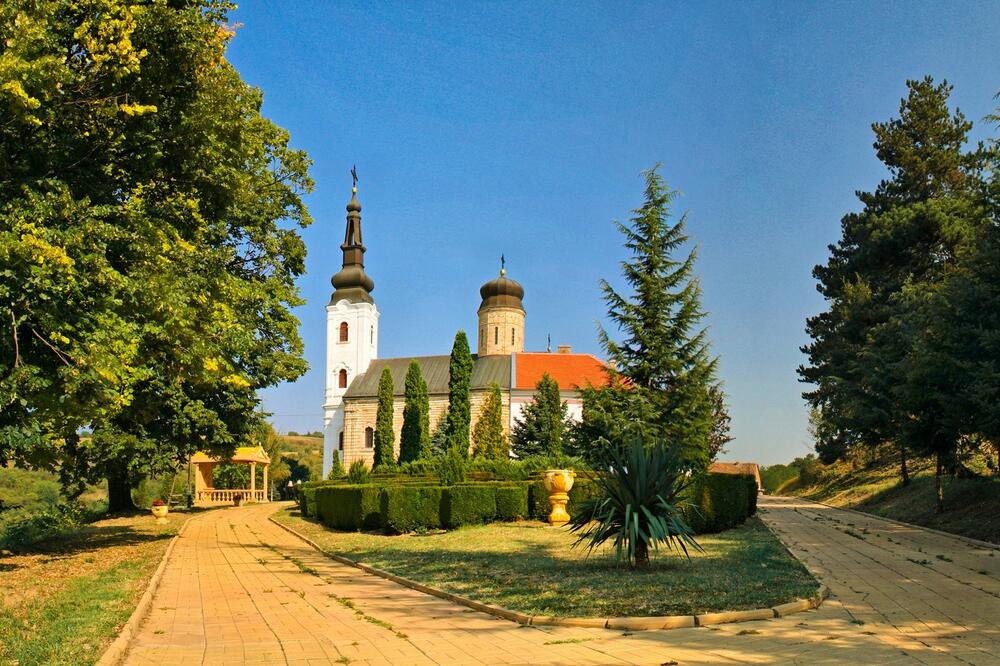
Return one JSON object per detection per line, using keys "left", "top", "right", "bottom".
{"left": 300, "top": 487, "right": 318, "bottom": 518}
{"left": 347, "top": 459, "right": 371, "bottom": 485}
{"left": 437, "top": 448, "right": 466, "bottom": 486}
{"left": 380, "top": 485, "right": 443, "bottom": 533}
{"left": 800, "top": 77, "right": 997, "bottom": 510}
{"left": 494, "top": 485, "right": 529, "bottom": 521}
{"left": 682, "top": 473, "right": 756, "bottom": 534}
{"left": 576, "top": 166, "right": 720, "bottom": 473}
{"left": 373, "top": 368, "right": 395, "bottom": 469}
{"left": 0, "top": 501, "right": 91, "bottom": 550}
{"left": 399, "top": 360, "right": 431, "bottom": 463}
{"left": 327, "top": 453, "right": 347, "bottom": 480}
{"left": 569, "top": 439, "right": 699, "bottom": 567}
{"left": 444, "top": 330, "right": 473, "bottom": 454}
{"left": 315, "top": 485, "right": 382, "bottom": 531}
{"left": 442, "top": 485, "right": 497, "bottom": 528}
{"left": 760, "top": 455, "right": 820, "bottom": 494}
{"left": 511, "top": 374, "right": 568, "bottom": 458}
{"left": 0, "top": 0, "right": 312, "bottom": 510}
{"left": 472, "top": 384, "right": 508, "bottom": 459}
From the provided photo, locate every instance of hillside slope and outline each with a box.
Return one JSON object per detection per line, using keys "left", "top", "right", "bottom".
{"left": 778, "top": 450, "right": 1000, "bottom": 545}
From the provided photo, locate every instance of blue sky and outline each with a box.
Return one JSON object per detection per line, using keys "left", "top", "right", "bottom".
{"left": 229, "top": 1, "right": 1000, "bottom": 465}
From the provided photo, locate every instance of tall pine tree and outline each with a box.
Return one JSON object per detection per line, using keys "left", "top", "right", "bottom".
{"left": 399, "top": 360, "right": 431, "bottom": 463}
{"left": 511, "top": 373, "right": 567, "bottom": 458}
{"left": 444, "top": 330, "right": 473, "bottom": 455}
{"left": 373, "top": 367, "right": 395, "bottom": 469}
{"left": 472, "top": 383, "right": 508, "bottom": 459}
{"left": 581, "top": 165, "right": 719, "bottom": 472}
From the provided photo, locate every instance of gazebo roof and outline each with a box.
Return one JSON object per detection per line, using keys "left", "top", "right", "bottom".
{"left": 191, "top": 445, "right": 270, "bottom": 465}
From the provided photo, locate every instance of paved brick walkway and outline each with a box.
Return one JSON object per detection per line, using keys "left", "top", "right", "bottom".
{"left": 122, "top": 497, "right": 1000, "bottom": 665}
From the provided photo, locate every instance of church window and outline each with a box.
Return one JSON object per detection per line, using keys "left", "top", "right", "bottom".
{"left": 339, "top": 322, "right": 349, "bottom": 342}
{"left": 365, "top": 427, "right": 374, "bottom": 448}
{"left": 495, "top": 327, "right": 499, "bottom": 345}
{"left": 338, "top": 431, "right": 344, "bottom": 450}
{"left": 370, "top": 326, "right": 373, "bottom": 343}
{"left": 339, "top": 369, "right": 348, "bottom": 388}
{"left": 511, "top": 328, "right": 515, "bottom": 345}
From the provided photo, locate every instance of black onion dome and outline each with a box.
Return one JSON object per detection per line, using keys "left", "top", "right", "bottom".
{"left": 330, "top": 187, "right": 375, "bottom": 304}
{"left": 478, "top": 270, "right": 525, "bottom": 311}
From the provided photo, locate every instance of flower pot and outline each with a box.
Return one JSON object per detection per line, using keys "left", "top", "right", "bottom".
{"left": 151, "top": 504, "right": 169, "bottom": 524}
{"left": 543, "top": 469, "right": 575, "bottom": 527}
{"left": 233, "top": 495, "right": 244, "bottom": 507}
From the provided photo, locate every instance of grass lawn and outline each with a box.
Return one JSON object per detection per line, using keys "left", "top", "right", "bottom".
{"left": 0, "top": 509, "right": 191, "bottom": 666}
{"left": 274, "top": 509, "right": 817, "bottom": 618}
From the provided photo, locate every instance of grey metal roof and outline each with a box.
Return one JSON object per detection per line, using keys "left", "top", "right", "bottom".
{"left": 344, "top": 355, "right": 511, "bottom": 398}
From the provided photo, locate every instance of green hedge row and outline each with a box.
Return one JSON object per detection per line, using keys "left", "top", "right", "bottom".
{"left": 681, "top": 473, "right": 758, "bottom": 534}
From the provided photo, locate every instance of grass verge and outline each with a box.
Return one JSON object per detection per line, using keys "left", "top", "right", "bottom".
{"left": 274, "top": 509, "right": 816, "bottom": 618}
{"left": 0, "top": 510, "right": 189, "bottom": 665}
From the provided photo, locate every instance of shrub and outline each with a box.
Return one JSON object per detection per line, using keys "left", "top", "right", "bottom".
{"left": 494, "top": 484, "right": 529, "bottom": 521}
{"left": 381, "top": 485, "right": 443, "bottom": 533}
{"left": 327, "top": 454, "right": 347, "bottom": 480}
{"left": 316, "top": 485, "right": 383, "bottom": 530}
{"left": 0, "top": 502, "right": 89, "bottom": 550}
{"left": 301, "top": 487, "right": 319, "bottom": 518}
{"left": 348, "top": 459, "right": 371, "bottom": 484}
{"left": 437, "top": 449, "right": 466, "bottom": 486}
{"left": 442, "top": 485, "right": 496, "bottom": 528}
{"left": 681, "top": 473, "right": 753, "bottom": 534}
{"left": 566, "top": 478, "right": 601, "bottom": 517}
{"left": 746, "top": 476, "right": 758, "bottom": 516}
{"left": 569, "top": 440, "right": 698, "bottom": 567}
{"left": 528, "top": 479, "right": 549, "bottom": 520}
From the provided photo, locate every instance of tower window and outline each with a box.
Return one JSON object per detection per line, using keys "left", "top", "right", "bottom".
{"left": 339, "top": 369, "right": 348, "bottom": 388}
{"left": 495, "top": 327, "right": 499, "bottom": 345}
{"left": 511, "top": 328, "right": 515, "bottom": 345}
{"left": 365, "top": 427, "right": 374, "bottom": 449}
{"left": 339, "top": 322, "right": 349, "bottom": 343}
{"left": 370, "top": 326, "right": 373, "bottom": 344}
{"left": 338, "top": 431, "right": 344, "bottom": 450}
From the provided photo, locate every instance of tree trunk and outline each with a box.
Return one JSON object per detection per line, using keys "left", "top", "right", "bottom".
{"left": 634, "top": 539, "right": 649, "bottom": 568}
{"left": 900, "top": 444, "right": 910, "bottom": 486}
{"left": 107, "top": 463, "right": 136, "bottom": 513}
{"left": 935, "top": 451, "right": 944, "bottom": 514}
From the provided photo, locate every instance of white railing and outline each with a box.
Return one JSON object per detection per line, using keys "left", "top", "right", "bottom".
{"left": 196, "top": 489, "right": 267, "bottom": 503}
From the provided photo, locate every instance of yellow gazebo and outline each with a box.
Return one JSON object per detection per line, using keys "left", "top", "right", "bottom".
{"left": 190, "top": 445, "right": 271, "bottom": 505}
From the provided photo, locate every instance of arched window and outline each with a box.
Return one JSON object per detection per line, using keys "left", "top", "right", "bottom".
{"left": 338, "top": 431, "right": 344, "bottom": 450}
{"left": 338, "top": 369, "right": 348, "bottom": 388}
{"left": 365, "top": 427, "right": 374, "bottom": 449}
{"left": 339, "top": 322, "right": 349, "bottom": 343}
{"left": 495, "top": 326, "right": 499, "bottom": 345}
{"left": 370, "top": 326, "right": 373, "bottom": 344}
{"left": 511, "top": 328, "right": 515, "bottom": 345}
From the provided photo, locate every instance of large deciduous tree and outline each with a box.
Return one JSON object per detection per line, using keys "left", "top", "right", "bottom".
{"left": 444, "top": 330, "right": 473, "bottom": 455}
{"left": 578, "top": 165, "right": 720, "bottom": 472}
{"left": 0, "top": 0, "right": 312, "bottom": 509}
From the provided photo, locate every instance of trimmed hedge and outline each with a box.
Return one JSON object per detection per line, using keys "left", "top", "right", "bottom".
{"left": 442, "top": 485, "right": 496, "bottom": 528}
{"left": 316, "top": 485, "right": 383, "bottom": 530}
{"left": 682, "top": 473, "right": 755, "bottom": 534}
{"left": 381, "top": 485, "right": 443, "bottom": 533}
{"left": 494, "top": 484, "right": 529, "bottom": 521}
{"left": 301, "top": 487, "right": 319, "bottom": 518}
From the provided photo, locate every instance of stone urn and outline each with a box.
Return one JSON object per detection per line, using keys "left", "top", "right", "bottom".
{"left": 150, "top": 501, "right": 169, "bottom": 525}
{"left": 233, "top": 493, "right": 244, "bottom": 507}
{"left": 543, "top": 469, "right": 575, "bottom": 527}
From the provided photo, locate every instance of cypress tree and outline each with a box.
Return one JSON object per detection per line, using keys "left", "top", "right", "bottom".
{"left": 472, "top": 384, "right": 508, "bottom": 459}
{"left": 444, "top": 330, "right": 473, "bottom": 455}
{"left": 399, "top": 360, "right": 431, "bottom": 463}
{"left": 511, "top": 373, "right": 568, "bottom": 458}
{"left": 373, "top": 367, "right": 395, "bottom": 469}
{"left": 583, "top": 164, "right": 719, "bottom": 471}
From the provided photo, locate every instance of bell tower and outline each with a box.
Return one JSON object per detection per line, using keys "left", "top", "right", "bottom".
{"left": 477, "top": 257, "right": 525, "bottom": 356}
{"left": 323, "top": 171, "right": 379, "bottom": 478}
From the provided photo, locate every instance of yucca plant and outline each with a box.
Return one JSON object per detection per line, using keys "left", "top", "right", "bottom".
{"left": 569, "top": 439, "right": 700, "bottom": 568}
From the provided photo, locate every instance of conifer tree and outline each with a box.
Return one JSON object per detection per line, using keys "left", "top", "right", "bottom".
{"left": 582, "top": 165, "right": 719, "bottom": 471}
{"left": 373, "top": 367, "right": 395, "bottom": 469}
{"left": 444, "top": 330, "right": 473, "bottom": 455}
{"left": 511, "top": 374, "right": 568, "bottom": 458}
{"left": 472, "top": 384, "right": 508, "bottom": 459}
{"left": 399, "top": 360, "right": 431, "bottom": 463}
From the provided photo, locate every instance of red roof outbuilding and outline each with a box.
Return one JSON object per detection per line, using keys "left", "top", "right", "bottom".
{"left": 512, "top": 352, "right": 609, "bottom": 391}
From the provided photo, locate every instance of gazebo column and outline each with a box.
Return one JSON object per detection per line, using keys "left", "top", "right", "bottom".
{"left": 263, "top": 464, "right": 269, "bottom": 502}
{"left": 250, "top": 462, "right": 256, "bottom": 497}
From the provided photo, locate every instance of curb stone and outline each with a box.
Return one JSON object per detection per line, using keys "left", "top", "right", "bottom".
{"left": 96, "top": 509, "right": 204, "bottom": 666}
{"left": 268, "top": 510, "right": 828, "bottom": 632}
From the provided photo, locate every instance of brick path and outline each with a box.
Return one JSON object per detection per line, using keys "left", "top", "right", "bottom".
{"left": 122, "top": 497, "right": 1000, "bottom": 665}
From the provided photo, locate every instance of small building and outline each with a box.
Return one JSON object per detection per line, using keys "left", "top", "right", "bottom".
{"left": 191, "top": 445, "right": 271, "bottom": 504}
{"left": 321, "top": 182, "right": 609, "bottom": 476}
{"left": 708, "top": 461, "right": 763, "bottom": 493}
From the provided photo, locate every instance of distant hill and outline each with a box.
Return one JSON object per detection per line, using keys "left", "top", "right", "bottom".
{"left": 276, "top": 434, "right": 324, "bottom": 482}
{"left": 774, "top": 445, "right": 1000, "bottom": 545}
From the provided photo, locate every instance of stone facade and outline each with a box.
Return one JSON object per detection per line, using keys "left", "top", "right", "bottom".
{"left": 477, "top": 306, "right": 525, "bottom": 357}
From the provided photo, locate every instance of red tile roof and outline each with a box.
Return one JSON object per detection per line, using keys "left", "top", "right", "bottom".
{"left": 513, "top": 352, "right": 610, "bottom": 391}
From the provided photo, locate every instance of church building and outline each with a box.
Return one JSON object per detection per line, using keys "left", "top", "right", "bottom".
{"left": 322, "top": 182, "right": 608, "bottom": 477}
